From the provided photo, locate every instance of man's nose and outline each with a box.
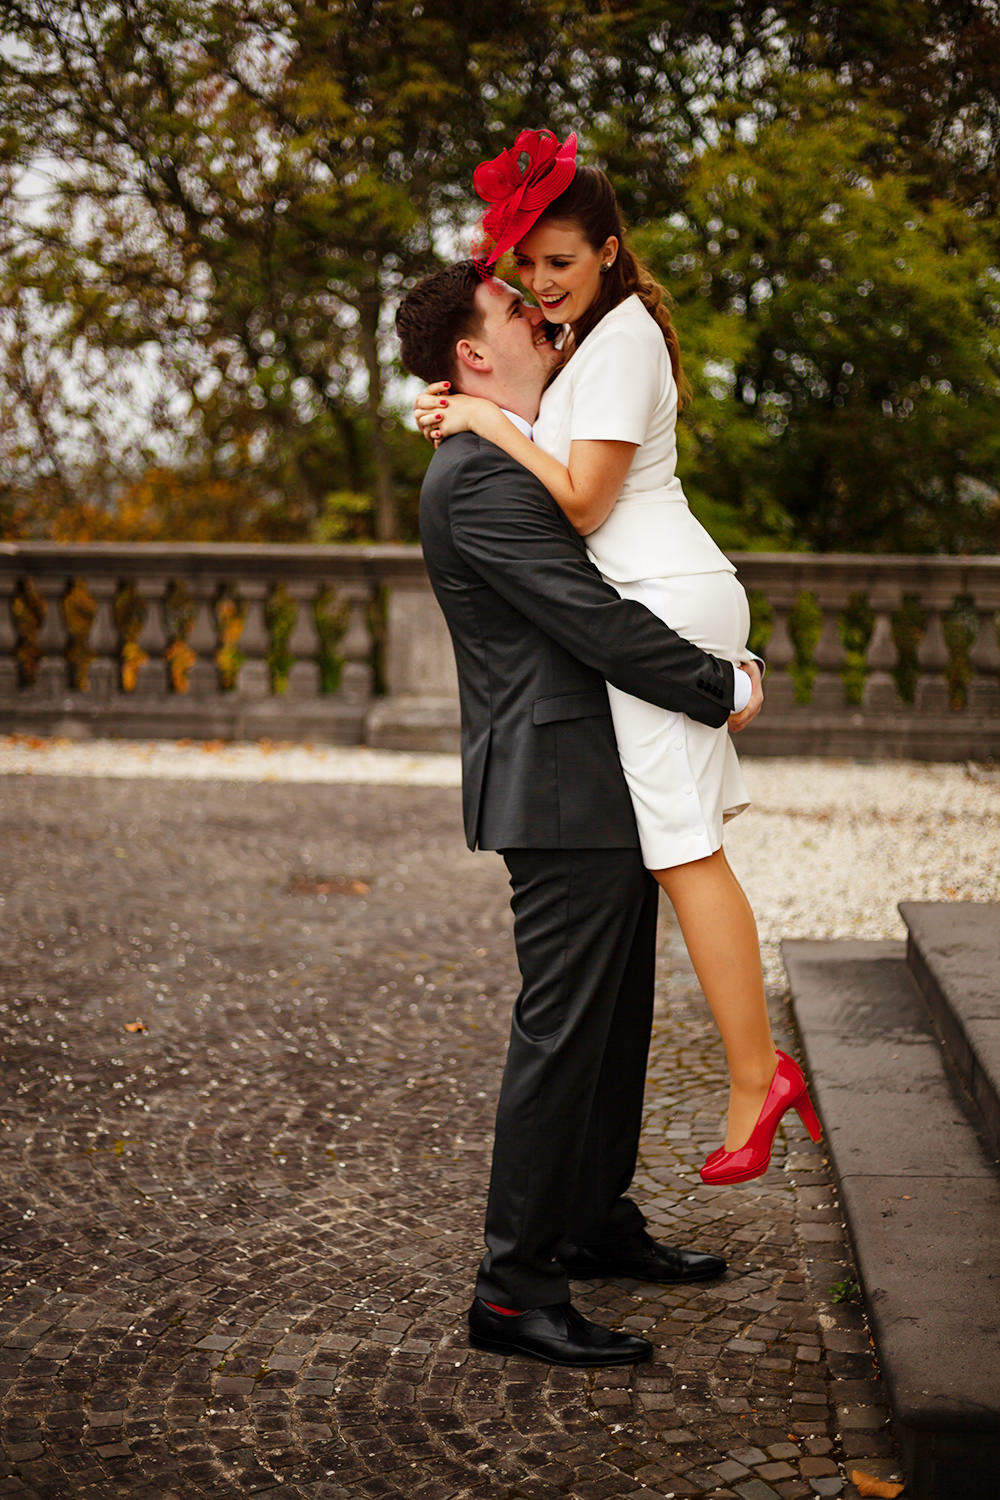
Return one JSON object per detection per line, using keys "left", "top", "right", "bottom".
{"left": 525, "top": 305, "right": 545, "bottom": 327}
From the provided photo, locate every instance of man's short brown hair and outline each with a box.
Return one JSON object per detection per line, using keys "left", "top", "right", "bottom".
{"left": 395, "top": 260, "right": 483, "bottom": 387}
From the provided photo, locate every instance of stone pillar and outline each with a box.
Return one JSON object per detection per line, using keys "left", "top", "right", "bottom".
{"left": 862, "top": 582, "right": 903, "bottom": 712}
{"left": 63, "top": 578, "right": 97, "bottom": 693}
{"left": 759, "top": 584, "right": 798, "bottom": 711}
{"left": 186, "top": 579, "right": 221, "bottom": 697}
{"left": 809, "top": 589, "right": 847, "bottom": 712}
{"left": 34, "top": 575, "right": 70, "bottom": 699}
{"left": 236, "top": 580, "right": 272, "bottom": 699}
{"left": 967, "top": 595, "right": 1000, "bottom": 717}
{"left": 87, "top": 576, "right": 121, "bottom": 703}
{"left": 915, "top": 593, "right": 953, "bottom": 714}
{"left": 286, "top": 583, "right": 321, "bottom": 697}
{"left": 0, "top": 568, "right": 18, "bottom": 697}
{"left": 132, "top": 578, "right": 167, "bottom": 695}
{"left": 338, "top": 583, "right": 375, "bottom": 706}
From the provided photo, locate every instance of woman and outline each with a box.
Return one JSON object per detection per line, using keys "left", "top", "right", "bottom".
{"left": 415, "top": 130, "right": 821, "bottom": 1184}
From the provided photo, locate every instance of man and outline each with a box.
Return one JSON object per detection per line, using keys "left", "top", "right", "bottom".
{"left": 395, "top": 261, "right": 762, "bottom": 1368}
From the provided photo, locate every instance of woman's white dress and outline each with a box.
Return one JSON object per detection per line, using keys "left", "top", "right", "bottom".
{"left": 533, "top": 294, "right": 752, "bottom": 870}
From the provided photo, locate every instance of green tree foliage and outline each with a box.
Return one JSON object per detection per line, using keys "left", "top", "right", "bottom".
{"left": 642, "top": 79, "right": 1000, "bottom": 553}
{"left": 783, "top": 1, "right": 1000, "bottom": 222}
{"left": 0, "top": 0, "right": 582, "bottom": 539}
{"left": 1, "top": 2, "right": 998, "bottom": 550}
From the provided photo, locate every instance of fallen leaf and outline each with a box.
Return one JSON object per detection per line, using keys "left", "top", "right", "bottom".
{"left": 124, "top": 1020, "right": 147, "bottom": 1033}
{"left": 851, "top": 1469, "right": 905, "bottom": 1497}
{"left": 289, "top": 875, "right": 371, "bottom": 896}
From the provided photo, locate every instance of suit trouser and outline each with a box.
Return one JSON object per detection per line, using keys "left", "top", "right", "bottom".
{"left": 475, "top": 847, "right": 659, "bottom": 1308}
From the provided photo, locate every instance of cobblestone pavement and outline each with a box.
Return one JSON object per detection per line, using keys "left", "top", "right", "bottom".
{"left": 1, "top": 772, "right": 905, "bottom": 1500}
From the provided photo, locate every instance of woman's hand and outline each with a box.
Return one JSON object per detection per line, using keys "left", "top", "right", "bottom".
{"left": 414, "top": 382, "right": 450, "bottom": 445}
{"left": 413, "top": 383, "right": 499, "bottom": 446}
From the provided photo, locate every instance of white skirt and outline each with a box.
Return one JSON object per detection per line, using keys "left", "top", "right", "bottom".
{"left": 607, "top": 571, "right": 752, "bottom": 871}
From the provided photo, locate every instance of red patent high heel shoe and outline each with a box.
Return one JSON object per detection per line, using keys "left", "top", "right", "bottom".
{"left": 700, "top": 1050, "right": 822, "bottom": 1186}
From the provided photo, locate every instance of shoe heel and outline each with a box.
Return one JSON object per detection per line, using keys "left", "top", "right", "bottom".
{"left": 795, "top": 1091, "right": 822, "bottom": 1142}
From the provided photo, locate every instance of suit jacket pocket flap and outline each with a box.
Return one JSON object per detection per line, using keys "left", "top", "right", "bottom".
{"left": 532, "top": 689, "right": 611, "bottom": 725}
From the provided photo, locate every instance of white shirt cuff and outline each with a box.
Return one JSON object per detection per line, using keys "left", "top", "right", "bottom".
{"left": 732, "top": 668, "right": 752, "bottom": 714}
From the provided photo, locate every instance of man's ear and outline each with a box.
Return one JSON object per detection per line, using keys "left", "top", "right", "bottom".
{"left": 455, "top": 338, "right": 492, "bottom": 376}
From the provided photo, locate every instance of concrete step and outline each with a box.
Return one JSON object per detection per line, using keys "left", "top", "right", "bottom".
{"left": 784, "top": 935, "right": 1000, "bottom": 1500}
{"left": 900, "top": 900, "right": 1000, "bottom": 1160}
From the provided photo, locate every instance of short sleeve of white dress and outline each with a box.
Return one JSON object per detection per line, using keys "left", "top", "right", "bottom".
{"left": 565, "top": 299, "right": 665, "bottom": 447}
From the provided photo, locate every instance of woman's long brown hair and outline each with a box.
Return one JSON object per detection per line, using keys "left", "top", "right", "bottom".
{"left": 537, "top": 165, "right": 690, "bottom": 405}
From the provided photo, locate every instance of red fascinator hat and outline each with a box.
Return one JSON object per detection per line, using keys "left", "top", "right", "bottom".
{"left": 472, "top": 128, "right": 578, "bottom": 271}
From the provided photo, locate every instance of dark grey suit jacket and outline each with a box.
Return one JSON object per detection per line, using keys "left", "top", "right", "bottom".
{"left": 419, "top": 433, "right": 736, "bottom": 851}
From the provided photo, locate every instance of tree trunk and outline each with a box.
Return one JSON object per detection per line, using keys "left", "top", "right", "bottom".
{"left": 358, "top": 287, "right": 397, "bottom": 541}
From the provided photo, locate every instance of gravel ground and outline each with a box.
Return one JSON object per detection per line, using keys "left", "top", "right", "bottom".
{"left": 4, "top": 734, "right": 998, "bottom": 989}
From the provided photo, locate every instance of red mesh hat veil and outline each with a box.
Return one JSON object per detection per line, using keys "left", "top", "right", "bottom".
{"left": 472, "top": 128, "right": 578, "bottom": 274}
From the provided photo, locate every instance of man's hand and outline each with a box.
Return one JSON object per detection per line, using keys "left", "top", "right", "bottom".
{"left": 729, "top": 659, "right": 763, "bottom": 732}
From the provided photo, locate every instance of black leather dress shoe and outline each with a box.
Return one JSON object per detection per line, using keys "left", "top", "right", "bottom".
{"left": 468, "top": 1297, "right": 652, "bottom": 1367}
{"left": 560, "top": 1234, "right": 726, "bottom": 1284}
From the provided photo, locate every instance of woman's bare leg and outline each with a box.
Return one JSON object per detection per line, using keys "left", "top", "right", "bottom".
{"left": 651, "top": 847, "right": 778, "bottom": 1152}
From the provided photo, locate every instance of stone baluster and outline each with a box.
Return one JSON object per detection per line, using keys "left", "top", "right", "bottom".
{"left": 34, "top": 575, "right": 71, "bottom": 699}
{"left": 235, "top": 580, "right": 272, "bottom": 698}
{"left": 338, "top": 583, "right": 375, "bottom": 706}
{"left": 62, "top": 578, "right": 97, "bottom": 693}
{"left": 87, "top": 576, "right": 121, "bottom": 702}
{"left": 286, "top": 583, "right": 322, "bottom": 697}
{"left": 186, "top": 579, "right": 221, "bottom": 696}
{"left": 0, "top": 570, "right": 18, "bottom": 696}
{"left": 808, "top": 588, "right": 847, "bottom": 711}
{"left": 0, "top": 543, "right": 991, "bottom": 755}
{"left": 758, "top": 583, "right": 798, "bottom": 710}
{"left": 132, "top": 578, "right": 167, "bottom": 695}
{"left": 967, "top": 592, "right": 1000, "bottom": 716}
{"left": 914, "top": 592, "right": 953, "bottom": 713}
{"left": 862, "top": 581, "right": 903, "bottom": 712}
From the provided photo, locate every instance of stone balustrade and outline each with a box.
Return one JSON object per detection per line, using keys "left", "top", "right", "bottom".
{"left": 1, "top": 542, "right": 998, "bottom": 760}
{"left": 0, "top": 543, "right": 386, "bottom": 746}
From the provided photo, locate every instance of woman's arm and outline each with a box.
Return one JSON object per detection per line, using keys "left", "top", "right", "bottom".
{"left": 442, "top": 443, "right": 737, "bottom": 726}
{"left": 415, "top": 387, "right": 636, "bottom": 536}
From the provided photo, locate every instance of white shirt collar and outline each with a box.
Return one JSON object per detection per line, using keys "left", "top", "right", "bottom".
{"left": 500, "top": 408, "right": 534, "bottom": 441}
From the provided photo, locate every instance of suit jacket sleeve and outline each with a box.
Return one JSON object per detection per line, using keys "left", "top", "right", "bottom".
{"left": 448, "top": 439, "right": 736, "bottom": 727}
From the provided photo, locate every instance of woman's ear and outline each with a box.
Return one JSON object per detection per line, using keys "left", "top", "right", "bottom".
{"left": 601, "top": 235, "right": 620, "bottom": 270}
